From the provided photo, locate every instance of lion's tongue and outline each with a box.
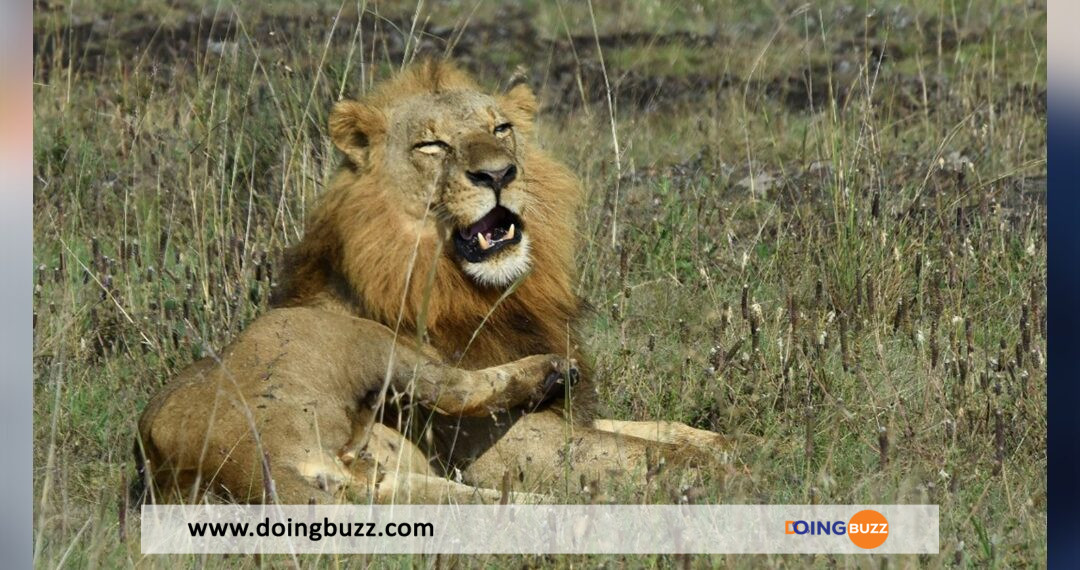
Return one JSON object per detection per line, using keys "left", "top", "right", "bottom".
{"left": 459, "top": 209, "right": 502, "bottom": 240}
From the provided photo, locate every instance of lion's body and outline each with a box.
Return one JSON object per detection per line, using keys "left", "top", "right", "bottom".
{"left": 137, "top": 61, "right": 729, "bottom": 504}
{"left": 136, "top": 307, "right": 576, "bottom": 503}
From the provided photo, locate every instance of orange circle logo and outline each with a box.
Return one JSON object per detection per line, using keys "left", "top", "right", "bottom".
{"left": 847, "top": 510, "right": 889, "bottom": 549}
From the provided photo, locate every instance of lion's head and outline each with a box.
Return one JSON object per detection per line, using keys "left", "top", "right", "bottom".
{"left": 275, "top": 61, "right": 586, "bottom": 373}
{"left": 328, "top": 61, "right": 544, "bottom": 287}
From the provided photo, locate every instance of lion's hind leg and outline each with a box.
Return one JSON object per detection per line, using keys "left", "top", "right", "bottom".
{"left": 338, "top": 417, "right": 548, "bottom": 504}
{"left": 590, "top": 420, "right": 735, "bottom": 461}
{"left": 462, "top": 410, "right": 745, "bottom": 494}
{"left": 374, "top": 471, "right": 547, "bottom": 504}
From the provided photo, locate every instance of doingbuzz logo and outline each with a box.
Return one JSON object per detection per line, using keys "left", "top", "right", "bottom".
{"left": 785, "top": 510, "right": 889, "bottom": 549}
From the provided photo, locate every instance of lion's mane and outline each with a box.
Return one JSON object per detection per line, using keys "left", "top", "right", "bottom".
{"left": 272, "top": 62, "right": 596, "bottom": 418}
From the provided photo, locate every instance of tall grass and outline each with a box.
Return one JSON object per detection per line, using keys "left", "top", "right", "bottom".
{"left": 33, "top": 0, "right": 1046, "bottom": 567}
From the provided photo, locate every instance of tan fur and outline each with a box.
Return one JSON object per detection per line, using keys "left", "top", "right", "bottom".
{"left": 137, "top": 61, "right": 732, "bottom": 505}
{"left": 136, "top": 307, "right": 573, "bottom": 503}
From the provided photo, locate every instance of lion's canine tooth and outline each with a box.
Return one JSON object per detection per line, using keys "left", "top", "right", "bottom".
{"left": 506, "top": 224, "right": 515, "bottom": 240}
{"left": 478, "top": 233, "right": 490, "bottom": 250}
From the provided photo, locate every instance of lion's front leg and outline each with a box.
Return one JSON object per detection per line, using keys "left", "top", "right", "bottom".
{"left": 417, "top": 355, "right": 578, "bottom": 416}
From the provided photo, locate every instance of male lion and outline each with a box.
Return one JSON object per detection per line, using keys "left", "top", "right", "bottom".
{"left": 137, "top": 60, "right": 729, "bottom": 505}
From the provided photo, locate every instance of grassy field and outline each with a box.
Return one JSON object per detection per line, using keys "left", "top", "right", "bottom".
{"left": 33, "top": 0, "right": 1046, "bottom": 567}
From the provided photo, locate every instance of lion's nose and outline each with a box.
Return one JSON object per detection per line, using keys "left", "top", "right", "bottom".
{"left": 466, "top": 164, "right": 517, "bottom": 193}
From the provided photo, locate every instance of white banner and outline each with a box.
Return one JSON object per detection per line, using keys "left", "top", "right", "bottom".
{"left": 141, "top": 504, "right": 938, "bottom": 555}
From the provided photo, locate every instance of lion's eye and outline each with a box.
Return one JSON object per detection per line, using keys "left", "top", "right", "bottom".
{"left": 493, "top": 123, "right": 513, "bottom": 136}
{"left": 413, "top": 141, "right": 450, "bottom": 155}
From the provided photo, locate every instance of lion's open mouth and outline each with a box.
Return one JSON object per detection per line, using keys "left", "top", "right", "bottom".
{"left": 453, "top": 206, "right": 524, "bottom": 263}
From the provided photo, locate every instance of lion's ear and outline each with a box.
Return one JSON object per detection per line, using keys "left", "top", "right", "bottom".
{"left": 499, "top": 83, "right": 538, "bottom": 124}
{"left": 329, "top": 100, "right": 386, "bottom": 169}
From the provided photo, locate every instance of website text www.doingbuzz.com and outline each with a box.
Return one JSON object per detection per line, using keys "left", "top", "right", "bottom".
{"left": 187, "top": 517, "right": 434, "bottom": 542}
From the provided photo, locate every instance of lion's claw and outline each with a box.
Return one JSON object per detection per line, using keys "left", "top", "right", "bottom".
{"left": 528, "top": 358, "right": 579, "bottom": 409}
{"left": 542, "top": 368, "right": 564, "bottom": 394}
{"left": 567, "top": 362, "right": 580, "bottom": 386}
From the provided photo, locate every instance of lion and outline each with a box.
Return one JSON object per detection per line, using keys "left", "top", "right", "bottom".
{"left": 136, "top": 60, "right": 730, "bottom": 505}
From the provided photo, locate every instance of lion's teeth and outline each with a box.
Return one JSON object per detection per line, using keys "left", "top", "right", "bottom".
{"left": 478, "top": 233, "right": 490, "bottom": 250}
{"left": 506, "top": 224, "right": 515, "bottom": 240}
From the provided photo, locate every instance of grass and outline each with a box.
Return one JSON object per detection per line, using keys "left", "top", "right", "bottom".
{"left": 33, "top": 0, "right": 1046, "bottom": 567}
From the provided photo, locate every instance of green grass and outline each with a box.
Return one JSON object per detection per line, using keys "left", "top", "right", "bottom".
{"left": 33, "top": 0, "right": 1046, "bottom": 567}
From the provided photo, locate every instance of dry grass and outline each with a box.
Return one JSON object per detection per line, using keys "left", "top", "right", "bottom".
{"left": 33, "top": 0, "right": 1046, "bottom": 567}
